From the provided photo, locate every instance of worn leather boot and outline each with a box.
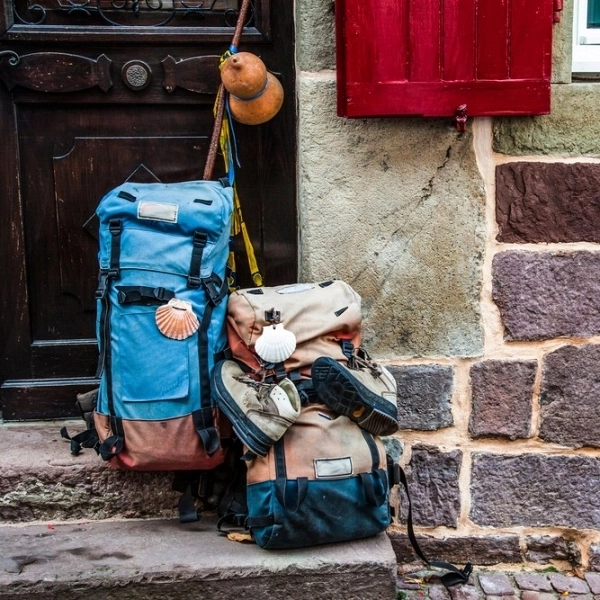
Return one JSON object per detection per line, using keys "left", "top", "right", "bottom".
{"left": 211, "top": 360, "right": 301, "bottom": 456}
{"left": 311, "top": 352, "right": 399, "bottom": 436}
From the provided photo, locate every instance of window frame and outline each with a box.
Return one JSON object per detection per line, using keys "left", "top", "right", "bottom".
{"left": 573, "top": 0, "right": 600, "bottom": 73}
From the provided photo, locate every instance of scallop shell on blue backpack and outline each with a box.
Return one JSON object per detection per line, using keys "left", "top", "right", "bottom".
{"left": 155, "top": 298, "right": 199, "bottom": 340}
{"left": 255, "top": 322, "right": 297, "bottom": 363}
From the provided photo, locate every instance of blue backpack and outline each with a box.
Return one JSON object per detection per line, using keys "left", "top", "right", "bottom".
{"left": 85, "top": 179, "right": 233, "bottom": 475}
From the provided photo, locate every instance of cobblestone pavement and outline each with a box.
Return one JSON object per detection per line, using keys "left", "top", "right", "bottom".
{"left": 397, "top": 569, "right": 600, "bottom": 600}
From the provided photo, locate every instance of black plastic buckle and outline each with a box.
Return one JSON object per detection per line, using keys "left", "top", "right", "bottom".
{"left": 109, "top": 219, "right": 122, "bottom": 235}
{"left": 340, "top": 340, "right": 355, "bottom": 360}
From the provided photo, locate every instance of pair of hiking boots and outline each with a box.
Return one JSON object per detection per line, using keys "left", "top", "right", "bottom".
{"left": 211, "top": 352, "right": 399, "bottom": 457}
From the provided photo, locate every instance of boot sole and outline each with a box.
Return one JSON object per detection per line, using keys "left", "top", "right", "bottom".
{"left": 311, "top": 357, "right": 398, "bottom": 436}
{"left": 211, "top": 361, "right": 278, "bottom": 457}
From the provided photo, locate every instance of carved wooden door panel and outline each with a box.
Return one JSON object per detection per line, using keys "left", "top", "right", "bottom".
{"left": 0, "top": 0, "right": 296, "bottom": 420}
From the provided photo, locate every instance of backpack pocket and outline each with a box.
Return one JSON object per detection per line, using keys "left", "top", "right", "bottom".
{"left": 113, "top": 307, "right": 193, "bottom": 405}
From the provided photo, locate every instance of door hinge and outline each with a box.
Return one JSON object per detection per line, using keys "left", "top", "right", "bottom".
{"left": 553, "top": 0, "right": 564, "bottom": 23}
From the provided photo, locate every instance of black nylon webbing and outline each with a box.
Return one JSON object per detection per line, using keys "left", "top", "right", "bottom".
{"left": 116, "top": 286, "right": 175, "bottom": 305}
{"left": 193, "top": 291, "right": 219, "bottom": 456}
{"left": 188, "top": 231, "right": 208, "bottom": 288}
{"left": 399, "top": 467, "right": 473, "bottom": 588}
{"left": 109, "top": 219, "right": 122, "bottom": 275}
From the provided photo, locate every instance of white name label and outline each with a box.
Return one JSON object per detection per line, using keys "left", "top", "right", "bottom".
{"left": 314, "top": 457, "right": 353, "bottom": 478}
{"left": 138, "top": 201, "right": 179, "bottom": 223}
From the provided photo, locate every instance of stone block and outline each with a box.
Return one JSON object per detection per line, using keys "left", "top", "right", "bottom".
{"left": 297, "top": 75, "right": 485, "bottom": 359}
{"left": 0, "top": 425, "right": 181, "bottom": 522}
{"left": 539, "top": 344, "right": 600, "bottom": 448}
{"left": 295, "top": 0, "right": 335, "bottom": 72}
{"left": 585, "top": 573, "right": 600, "bottom": 594}
{"left": 496, "top": 162, "right": 600, "bottom": 243}
{"left": 590, "top": 544, "right": 600, "bottom": 572}
{"left": 402, "top": 446, "right": 461, "bottom": 528}
{"left": 492, "top": 251, "right": 600, "bottom": 341}
{"left": 493, "top": 84, "right": 600, "bottom": 157}
{"left": 388, "top": 531, "right": 522, "bottom": 566}
{"left": 514, "top": 573, "right": 554, "bottom": 592}
{"left": 525, "top": 535, "right": 582, "bottom": 565}
{"left": 548, "top": 574, "right": 590, "bottom": 594}
{"left": 448, "top": 584, "right": 484, "bottom": 600}
{"left": 520, "top": 592, "right": 559, "bottom": 600}
{"left": 477, "top": 572, "right": 515, "bottom": 596}
{"left": 389, "top": 365, "right": 454, "bottom": 431}
{"left": 469, "top": 360, "right": 535, "bottom": 440}
{"left": 429, "top": 584, "right": 452, "bottom": 600}
{"left": 0, "top": 519, "right": 398, "bottom": 599}
{"left": 471, "top": 454, "right": 600, "bottom": 529}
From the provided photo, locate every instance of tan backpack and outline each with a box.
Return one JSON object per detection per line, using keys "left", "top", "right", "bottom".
{"left": 226, "top": 280, "right": 362, "bottom": 379}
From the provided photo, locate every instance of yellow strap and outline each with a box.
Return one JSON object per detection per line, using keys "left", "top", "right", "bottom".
{"left": 216, "top": 84, "right": 264, "bottom": 289}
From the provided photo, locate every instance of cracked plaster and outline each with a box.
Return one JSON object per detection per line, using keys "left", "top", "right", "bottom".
{"left": 297, "top": 76, "right": 486, "bottom": 358}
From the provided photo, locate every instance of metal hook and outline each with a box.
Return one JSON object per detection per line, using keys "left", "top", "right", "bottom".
{"left": 455, "top": 104, "right": 467, "bottom": 133}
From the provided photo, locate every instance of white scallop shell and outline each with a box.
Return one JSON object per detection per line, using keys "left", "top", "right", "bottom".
{"left": 255, "top": 322, "right": 297, "bottom": 363}
{"left": 155, "top": 298, "right": 199, "bottom": 340}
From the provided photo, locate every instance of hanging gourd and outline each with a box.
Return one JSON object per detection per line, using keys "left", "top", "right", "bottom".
{"left": 220, "top": 51, "right": 284, "bottom": 125}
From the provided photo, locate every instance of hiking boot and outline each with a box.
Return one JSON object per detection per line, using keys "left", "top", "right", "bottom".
{"left": 211, "top": 360, "right": 301, "bottom": 456}
{"left": 311, "top": 353, "right": 399, "bottom": 436}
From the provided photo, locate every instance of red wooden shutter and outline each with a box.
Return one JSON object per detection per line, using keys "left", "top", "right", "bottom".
{"left": 336, "top": 0, "right": 555, "bottom": 118}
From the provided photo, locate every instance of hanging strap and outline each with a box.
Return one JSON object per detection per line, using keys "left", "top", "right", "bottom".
{"left": 399, "top": 467, "right": 473, "bottom": 588}
{"left": 60, "top": 426, "right": 99, "bottom": 456}
{"left": 201, "top": 0, "right": 264, "bottom": 289}
{"left": 202, "top": 0, "right": 251, "bottom": 182}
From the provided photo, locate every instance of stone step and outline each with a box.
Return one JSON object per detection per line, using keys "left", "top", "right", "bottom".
{"left": 0, "top": 422, "right": 183, "bottom": 522}
{"left": 0, "top": 517, "right": 398, "bottom": 599}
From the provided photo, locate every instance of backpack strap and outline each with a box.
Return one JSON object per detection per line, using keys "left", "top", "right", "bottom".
{"left": 359, "top": 430, "right": 388, "bottom": 507}
{"left": 398, "top": 466, "right": 473, "bottom": 588}
{"left": 116, "top": 286, "right": 175, "bottom": 305}
{"left": 187, "top": 231, "right": 208, "bottom": 288}
{"left": 273, "top": 439, "right": 308, "bottom": 512}
{"left": 94, "top": 219, "right": 122, "bottom": 379}
{"left": 60, "top": 427, "right": 99, "bottom": 456}
{"left": 192, "top": 273, "right": 229, "bottom": 456}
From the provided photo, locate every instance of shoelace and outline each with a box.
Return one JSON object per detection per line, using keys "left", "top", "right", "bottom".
{"left": 348, "top": 350, "right": 382, "bottom": 378}
{"left": 234, "top": 375, "right": 277, "bottom": 404}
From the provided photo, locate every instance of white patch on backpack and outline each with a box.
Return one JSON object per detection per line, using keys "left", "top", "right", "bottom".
{"left": 138, "top": 201, "right": 179, "bottom": 223}
{"left": 314, "top": 457, "right": 353, "bottom": 478}
{"left": 276, "top": 283, "right": 315, "bottom": 294}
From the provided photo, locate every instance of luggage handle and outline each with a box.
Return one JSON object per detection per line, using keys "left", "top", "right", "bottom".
{"left": 275, "top": 477, "right": 308, "bottom": 513}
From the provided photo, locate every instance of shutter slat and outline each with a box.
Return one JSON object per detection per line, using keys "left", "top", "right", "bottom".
{"left": 476, "top": 0, "right": 510, "bottom": 80}
{"left": 510, "top": 0, "right": 553, "bottom": 78}
{"left": 443, "top": 0, "right": 476, "bottom": 81}
{"left": 408, "top": 0, "right": 441, "bottom": 82}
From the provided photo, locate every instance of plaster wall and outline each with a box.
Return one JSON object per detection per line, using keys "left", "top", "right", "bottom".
{"left": 296, "top": 0, "right": 600, "bottom": 570}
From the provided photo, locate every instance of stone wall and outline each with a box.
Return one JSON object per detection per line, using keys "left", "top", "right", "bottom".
{"left": 296, "top": 0, "right": 600, "bottom": 571}
{"left": 387, "top": 142, "right": 600, "bottom": 572}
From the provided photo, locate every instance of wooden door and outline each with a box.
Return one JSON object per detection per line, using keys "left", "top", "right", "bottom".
{"left": 0, "top": 0, "right": 297, "bottom": 420}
